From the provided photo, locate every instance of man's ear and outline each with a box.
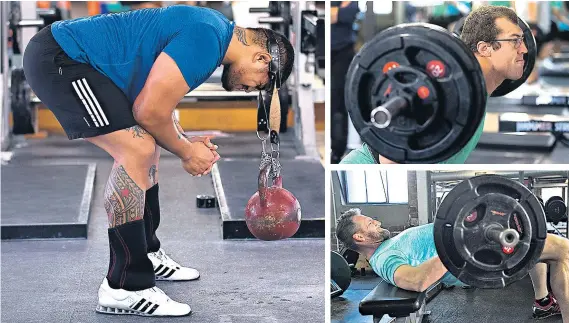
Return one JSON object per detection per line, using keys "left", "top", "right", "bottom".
{"left": 476, "top": 41, "right": 492, "bottom": 57}
{"left": 255, "top": 52, "right": 272, "bottom": 64}
{"left": 352, "top": 232, "right": 364, "bottom": 243}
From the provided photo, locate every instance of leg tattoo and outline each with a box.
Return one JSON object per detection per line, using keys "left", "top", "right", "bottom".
{"left": 149, "top": 165, "right": 157, "bottom": 186}
{"left": 104, "top": 164, "right": 145, "bottom": 227}
{"left": 126, "top": 125, "right": 148, "bottom": 139}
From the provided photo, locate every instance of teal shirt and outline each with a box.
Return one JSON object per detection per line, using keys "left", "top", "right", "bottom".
{"left": 341, "top": 116, "right": 485, "bottom": 164}
{"left": 369, "top": 224, "right": 467, "bottom": 288}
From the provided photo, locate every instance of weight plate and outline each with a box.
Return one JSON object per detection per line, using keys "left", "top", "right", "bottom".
{"left": 545, "top": 196, "right": 566, "bottom": 223}
{"left": 434, "top": 175, "right": 547, "bottom": 288}
{"left": 537, "top": 196, "right": 544, "bottom": 209}
{"left": 453, "top": 16, "right": 537, "bottom": 97}
{"left": 331, "top": 251, "right": 352, "bottom": 296}
{"left": 339, "top": 246, "right": 360, "bottom": 266}
{"left": 196, "top": 195, "right": 217, "bottom": 208}
{"left": 345, "top": 23, "right": 486, "bottom": 163}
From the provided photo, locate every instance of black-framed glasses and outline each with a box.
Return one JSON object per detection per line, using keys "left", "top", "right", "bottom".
{"left": 491, "top": 37, "right": 525, "bottom": 49}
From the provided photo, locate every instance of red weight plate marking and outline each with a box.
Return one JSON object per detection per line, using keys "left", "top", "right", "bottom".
{"left": 383, "top": 61, "right": 400, "bottom": 74}
{"left": 502, "top": 246, "right": 514, "bottom": 254}
{"left": 417, "top": 86, "right": 430, "bottom": 99}
{"left": 466, "top": 211, "right": 477, "bottom": 222}
{"left": 426, "top": 60, "right": 446, "bottom": 78}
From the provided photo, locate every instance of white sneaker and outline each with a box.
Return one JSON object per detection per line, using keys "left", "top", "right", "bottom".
{"left": 148, "top": 248, "right": 200, "bottom": 281}
{"left": 96, "top": 278, "right": 191, "bottom": 317}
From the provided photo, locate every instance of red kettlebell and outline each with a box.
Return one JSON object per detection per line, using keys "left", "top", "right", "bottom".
{"left": 244, "top": 164, "right": 301, "bottom": 241}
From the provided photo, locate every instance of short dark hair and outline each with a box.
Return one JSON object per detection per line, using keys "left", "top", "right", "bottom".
{"left": 461, "top": 5, "right": 519, "bottom": 53}
{"left": 248, "top": 28, "right": 295, "bottom": 85}
{"left": 335, "top": 208, "right": 362, "bottom": 251}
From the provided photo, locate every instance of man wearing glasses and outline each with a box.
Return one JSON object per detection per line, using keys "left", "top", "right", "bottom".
{"left": 461, "top": 6, "right": 528, "bottom": 96}
{"left": 341, "top": 5, "right": 529, "bottom": 164}
{"left": 23, "top": 4, "right": 294, "bottom": 317}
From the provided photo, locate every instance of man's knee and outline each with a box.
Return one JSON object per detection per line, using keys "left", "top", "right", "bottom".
{"left": 87, "top": 126, "right": 158, "bottom": 166}
{"left": 119, "top": 135, "right": 157, "bottom": 166}
{"left": 546, "top": 234, "right": 569, "bottom": 261}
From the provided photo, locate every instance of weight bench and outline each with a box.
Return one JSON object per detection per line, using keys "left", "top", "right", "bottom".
{"left": 359, "top": 280, "right": 442, "bottom": 323}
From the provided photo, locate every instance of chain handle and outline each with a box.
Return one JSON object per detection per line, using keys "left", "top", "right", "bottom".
{"left": 259, "top": 138, "right": 281, "bottom": 180}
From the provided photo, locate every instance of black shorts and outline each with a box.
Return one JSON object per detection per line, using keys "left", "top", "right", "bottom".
{"left": 23, "top": 25, "right": 137, "bottom": 139}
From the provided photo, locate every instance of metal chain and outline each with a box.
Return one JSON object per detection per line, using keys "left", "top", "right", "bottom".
{"left": 259, "top": 138, "right": 272, "bottom": 171}
{"left": 270, "top": 141, "right": 281, "bottom": 179}
{"left": 259, "top": 138, "right": 281, "bottom": 180}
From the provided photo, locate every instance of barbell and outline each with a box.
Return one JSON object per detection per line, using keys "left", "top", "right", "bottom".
{"left": 346, "top": 17, "right": 536, "bottom": 163}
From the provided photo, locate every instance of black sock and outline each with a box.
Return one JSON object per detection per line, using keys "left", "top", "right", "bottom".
{"left": 144, "top": 184, "right": 161, "bottom": 253}
{"left": 107, "top": 220, "right": 155, "bottom": 291}
{"left": 536, "top": 294, "right": 551, "bottom": 306}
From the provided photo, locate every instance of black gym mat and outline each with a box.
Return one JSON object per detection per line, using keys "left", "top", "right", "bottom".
{"left": 331, "top": 275, "right": 383, "bottom": 323}
{"left": 1, "top": 164, "right": 95, "bottom": 239}
{"left": 214, "top": 159, "right": 325, "bottom": 239}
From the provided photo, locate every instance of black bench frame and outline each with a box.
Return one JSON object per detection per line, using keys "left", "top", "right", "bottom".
{"left": 359, "top": 280, "right": 443, "bottom": 323}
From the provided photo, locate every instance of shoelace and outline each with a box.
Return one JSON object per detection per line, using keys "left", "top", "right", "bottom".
{"left": 152, "top": 249, "right": 179, "bottom": 267}
{"left": 136, "top": 287, "right": 170, "bottom": 304}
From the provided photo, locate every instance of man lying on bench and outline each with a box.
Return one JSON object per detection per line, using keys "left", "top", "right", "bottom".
{"left": 334, "top": 208, "right": 564, "bottom": 321}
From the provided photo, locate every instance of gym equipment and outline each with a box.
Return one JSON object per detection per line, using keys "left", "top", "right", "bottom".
{"left": 537, "top": 196, "right": 545, "bottom": 210}
{"left": 244, "top": 163, "right": 301, "bottom": 241}
{"left": 434, "top": 175, "right": 547, "bottom": 288}
{"left": 10, "top": 68, "right": 34, "bottom": 135}
{"left": 249, "top": 2, "right": 292, "bottom": 132}
{"left": 346, "top": 23, "right": 487, "bottom": 163}
{"left": 331, "top": 251, "right": 351, "bottom": 298}
{"left": 545, "top": 196, "right": 567, "bottom": 224}
{"left": 539, "top": 53, "right": 569, "bottom": 77}
{"left": 359, "top": 280, "right": 442, "bottom": 323}
{"left": 452, "top": 16, "right": 537, "bottom": 97}
{"left": 339, "top": 245, "right": 360, "bottom": 266}
{"left": 196, "top": 195, "right": 216, "bottom": 208}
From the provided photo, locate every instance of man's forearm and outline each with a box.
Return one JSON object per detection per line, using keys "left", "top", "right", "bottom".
{"left": 135, "top": 110, "right": 192, "bottom": 160}
{"left": 173, "top": 113, "right": 188, "bottom": 139}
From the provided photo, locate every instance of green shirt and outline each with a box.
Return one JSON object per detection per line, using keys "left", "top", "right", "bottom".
{"left": 340, "top": 116, "right": 485, "bottom": 164}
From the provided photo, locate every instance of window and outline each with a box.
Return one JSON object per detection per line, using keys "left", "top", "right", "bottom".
{"left": 541, "top": 187, "right": 565, "bottom": 204}
{"left": 358, "top": 1, "right": 393, "bottom": 15}
{"left": 342, "top": 170, "right": 408, "bottom": 204}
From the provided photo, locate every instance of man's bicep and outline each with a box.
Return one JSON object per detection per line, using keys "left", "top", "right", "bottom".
{"left": 393, "top": 265, "right": 416, "bottom": 289}
{"left": 373, "top": 252, "right": 408, "bottom": 286}
{"left": 134, "top": 52, "right": 189, "bottom": 119}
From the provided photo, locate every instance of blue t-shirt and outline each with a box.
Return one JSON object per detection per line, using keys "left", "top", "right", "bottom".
{"left": 368, "top": 224, "right": 467, "bottom": 288}
{"left": 51, "top": 5, "right": 234, "bottom": 102}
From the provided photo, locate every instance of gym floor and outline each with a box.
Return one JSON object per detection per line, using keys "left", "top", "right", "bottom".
{"left": 331, "top": 274, "right": 563, "bottom": 323}
{"left": 1, "top": 133, "right": 324, "bottom": 323}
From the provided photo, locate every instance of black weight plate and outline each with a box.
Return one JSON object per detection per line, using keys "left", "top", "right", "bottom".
{"left": 196, "top": 195, "right": 216, "bottom": 208}
{"left": 545, "top": 196, "right": 566, "bottom": 223}
{"left": 434, "top": 175, "right": 547, "bottom": 288}
{"left": 452, "top": 16, "right": 537, "bottom": 97}
{"left": 339, "top": 246, "right": 360, "bottom": 266}
{"left": 345, "top": 23, "right": 486, "bottom": 163}
{"left": 537, "top": 196, "right": 544, "bottom": 209}
{"left": 331, "top": 251, "right": 351, "bottom": 295}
